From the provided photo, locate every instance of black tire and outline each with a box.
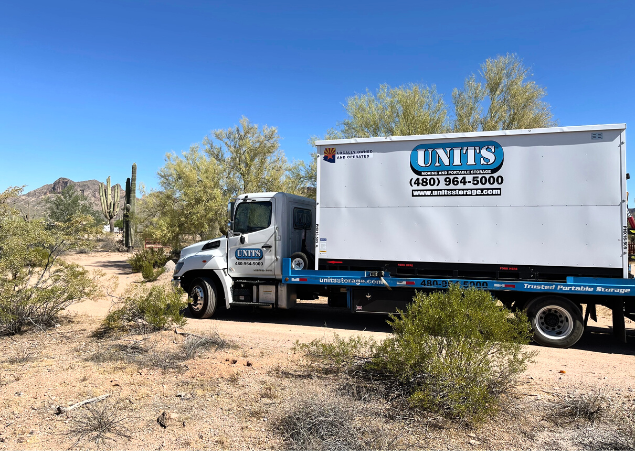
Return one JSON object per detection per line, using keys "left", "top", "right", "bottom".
{"left": 526, "top": 296, "right": 584, "bottom": 348}
{"left": 290, "top": 252, "right": 309, "bottom": 271}
{"left": 188, "top": 277, "right": 218, "bottom": 319}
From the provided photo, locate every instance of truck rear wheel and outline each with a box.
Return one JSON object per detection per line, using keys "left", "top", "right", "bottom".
{"left": 526, "top": 296, "right": 584, "bottom": 348}
{"left": 188, "top": 277, "right": 218, "bottom": 319}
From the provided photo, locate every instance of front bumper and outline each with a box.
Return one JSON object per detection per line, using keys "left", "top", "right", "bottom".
{"left": 172, "top": 277, "right": 181, "bottom": 289}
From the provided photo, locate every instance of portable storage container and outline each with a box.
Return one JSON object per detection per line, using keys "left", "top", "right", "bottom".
{"left": 315, "top": 124, "right": 628, "bottom": 281}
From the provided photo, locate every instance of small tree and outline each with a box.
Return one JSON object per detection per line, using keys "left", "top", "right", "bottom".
{"left": 140, "top": 117, "right": 308, "bottom": 248}
{"left": 452, "top": 54, "right": 555, "bottom": 132}
{"left": 46, "top": 184, "right": 103, "bottom": 225}
{"left": 322, "top": 54, "right": 555, "bottom": 138}
{"left": 336, "top": 83, "right": 449, "bottom": 138}
{"left": 0, "top": 187, "right": 100, "bottom": 334}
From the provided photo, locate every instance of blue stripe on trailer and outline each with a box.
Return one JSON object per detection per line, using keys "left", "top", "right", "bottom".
{"left": 281, "top": 259, "right": 635, "bottom": 297}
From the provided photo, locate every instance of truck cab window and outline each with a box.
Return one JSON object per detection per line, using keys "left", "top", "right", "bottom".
{"left": 233, "top": 201, "right": 272, "bottom": 234}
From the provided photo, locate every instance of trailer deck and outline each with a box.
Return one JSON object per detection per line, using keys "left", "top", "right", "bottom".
{"left": 282, "top": 259, "right": 635, "bottom": 296}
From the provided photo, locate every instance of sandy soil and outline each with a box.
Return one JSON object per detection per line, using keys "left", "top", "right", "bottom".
{"left": 1, "top": 251, "right": 634, "bottom": 450}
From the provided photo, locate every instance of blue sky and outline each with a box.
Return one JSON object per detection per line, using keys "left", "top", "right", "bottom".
{"left": 1, "top": 0, "right": 634, "bottom": 199}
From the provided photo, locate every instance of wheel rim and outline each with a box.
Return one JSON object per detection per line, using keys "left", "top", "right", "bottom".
{"left": 190, "top": 285, "right": 205, "bottom": 312}
{"left": 535, "top": 305, "right": 573, "bottom": 340}
{"left": 291, "top": 258, "right": 305, "bottom": 270}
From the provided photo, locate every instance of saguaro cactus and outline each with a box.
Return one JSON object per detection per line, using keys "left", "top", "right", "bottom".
{"left": 130, "top": 163, "right": 137, "bottom": 246}
{"left": 99, "top": 176, "right": 120, "bottom": 233}
{"left": 124, "top": 178, "right": 130, "bottom": 248}
{"left": 123, "top": 163, "right": 137, "bottom": 249}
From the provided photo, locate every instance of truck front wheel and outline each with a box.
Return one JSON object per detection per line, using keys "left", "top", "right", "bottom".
{"left": 526, "top": 296, "right": 584, "bottom": 348}
{"left": 188, "top": 277, "right": 218, "bottom": 319}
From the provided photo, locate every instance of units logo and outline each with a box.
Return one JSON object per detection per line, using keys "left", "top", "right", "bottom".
{"left": 235, "top": 248, "right": 263, "bottom": 260}
{"left": 410, "top": 141, "right": 504, "bottom": 175}
{"left": 323, "top": 147, "right": 336, "bottom": 163}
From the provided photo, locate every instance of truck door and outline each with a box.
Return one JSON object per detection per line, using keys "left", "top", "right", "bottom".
{"left": 227, "top": 198, "right": 277, "bottom": 278}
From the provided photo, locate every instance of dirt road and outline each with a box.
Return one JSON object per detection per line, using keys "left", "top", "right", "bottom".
{"left": 65, "top": 252, "right": 635, "bottom": 389}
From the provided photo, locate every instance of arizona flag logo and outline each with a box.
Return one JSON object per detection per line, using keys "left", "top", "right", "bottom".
{"left": 323, "top": 147, "right": 336, "bottom": 163}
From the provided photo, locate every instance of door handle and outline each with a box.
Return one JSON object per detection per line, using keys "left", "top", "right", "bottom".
{"left": 261, "top": 244, "right": 272, "bottom": 249}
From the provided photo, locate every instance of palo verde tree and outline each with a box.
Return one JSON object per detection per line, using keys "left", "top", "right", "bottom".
{"left": 0, "top": 187, "right": 100, "bottom": 334}
{"left": 452, "top": 54, "right": 555, "bottom": 132}
{"left": 334, "top": 83, "right": 449, "bottom": 138}
{"left": 323, "top": 54, "right": 555, "bottom": 140}
{"left": 138, "top": 145, "right": 226, "bottom": 249}
{"left": 139, "top": 117, "right": 311, "bottom": 249}
{"left": 46, "top": 184, "right": 104, "bottom": 225}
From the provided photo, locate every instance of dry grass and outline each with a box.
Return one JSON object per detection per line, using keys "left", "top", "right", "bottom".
{"left": 67, "top": 397, "right": 132, "bottom": 448}
{"left": 87, "top": 335, "right": 207, "bottom": 371}
{"left": 182, "top": 331, "right": 229, "bottom": 359}
{"left": 6, "top": 346, "right": 37, "bottom": 365}
{"left": 272, "top": 388, "right": 402, "bottom": 451}
{"left": 548, "top": 389, "right": 611, "bottom": 425}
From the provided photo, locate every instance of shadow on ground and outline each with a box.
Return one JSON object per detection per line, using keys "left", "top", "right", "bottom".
{"left": 184, "top": 303, "right": 394, "bottom": 334}
{"left": 89, "top": 259, "right": 133, "bottom": 274}
{"left": 568, "top": 324, "right": 635, "bottom": 356}
{"left": 184, "top": 303, "right": 635, "bottom": 352}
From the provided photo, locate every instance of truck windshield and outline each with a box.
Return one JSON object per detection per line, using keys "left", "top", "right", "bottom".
{"left": 233, "top": 201, "right": 272, "bottom": 234}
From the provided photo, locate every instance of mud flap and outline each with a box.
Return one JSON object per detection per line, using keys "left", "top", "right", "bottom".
{"left": 612, "top": 298, "right": 626, "bottom": 343}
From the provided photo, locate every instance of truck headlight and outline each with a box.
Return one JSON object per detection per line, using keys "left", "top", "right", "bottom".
{"left": 174, "top": 261, "right": 184, "bottom": 275}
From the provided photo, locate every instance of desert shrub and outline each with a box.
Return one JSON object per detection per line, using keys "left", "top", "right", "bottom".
{"left": 274, "top": 396, "right": 357, "bottom": 450}
{"left": 97, "top": 234, "right": 127, "bottom": 252}
{"left": 0, "top": 187, "right": 100, "bottom": 335}
{"left": 141, "top": 261, "right": 165, "bottom": 282}
{"left": 273, "top": 391, "right": 398, "bottom": 451}
{"left": 182, "top": 331, "right": 228, "bottom": 358}
{"left": 127, "top": 248, "right": 171, "bottom": 273}
{"left": 294, "top": 334, "right": 377, "bottom": 374}
{"left": 549, "top": 389, "right": 611, "bottom": 425}
{"left": 369, "top": 284, "right": 534, "bottom": 422}
{"left": 295, "top": 284, "right": 534, "bottom": 423}
{"left": 102, "top": 284, "right": 187, "bottom": 332}
{"left": 67, "top": 397, "right": 131, "bottom": 447}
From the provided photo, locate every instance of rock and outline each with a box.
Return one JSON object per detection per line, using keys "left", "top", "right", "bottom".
{"left": 157, "top": 411, "right": 171, "bottom": 428}
{"left": 164, "top": 260, "right": 176, "bottom": 272}
{"left": 469, "top": 439, "right": 481, "bottom": 446}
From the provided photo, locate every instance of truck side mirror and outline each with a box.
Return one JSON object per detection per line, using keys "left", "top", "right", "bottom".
{"left": 228, "top": 201, "right": 235, "bottom": 221}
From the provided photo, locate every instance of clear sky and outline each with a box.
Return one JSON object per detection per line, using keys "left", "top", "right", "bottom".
{"left": 1, "top": 0, "right": 634, "bottom": 199}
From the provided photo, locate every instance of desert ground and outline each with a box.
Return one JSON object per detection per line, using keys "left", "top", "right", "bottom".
{"left": 1, "top": 251, "right": 634, "bottom": 450}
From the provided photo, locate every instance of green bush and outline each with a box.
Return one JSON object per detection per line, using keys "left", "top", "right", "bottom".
{"left": 103, "top": 284, "right": 187, "bottom": 332}
{"left": 127, "top": 248, "right": 171, "bottom": 273}
{"left": 1, "top": 187, "right": 100, "bottom": 335}
{"left": 370, "top": 284, "right": 534, "bottom": 422}
{"left": 295, "top": 284, "right": 534, "bottom": 423}
{"left": 141, "top": 261, "right": 165, "bottom": 282}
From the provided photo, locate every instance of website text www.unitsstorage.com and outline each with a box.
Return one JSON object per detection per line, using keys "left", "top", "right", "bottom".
{"left": 412, "top": 188, "right": 502, "bottom": 197}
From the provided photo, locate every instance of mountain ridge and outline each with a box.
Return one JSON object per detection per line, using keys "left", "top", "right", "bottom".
{"left": 13, "top": 177, "right": 126, "bottom": 219}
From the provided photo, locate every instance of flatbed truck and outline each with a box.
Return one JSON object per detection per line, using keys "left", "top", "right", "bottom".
{"left": 173, "top": 124, "right": 634, "bottom": 348}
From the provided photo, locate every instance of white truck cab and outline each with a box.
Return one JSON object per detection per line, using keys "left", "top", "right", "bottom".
{"left": 173, "top": 192, "right": 315, "bottom": 318}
